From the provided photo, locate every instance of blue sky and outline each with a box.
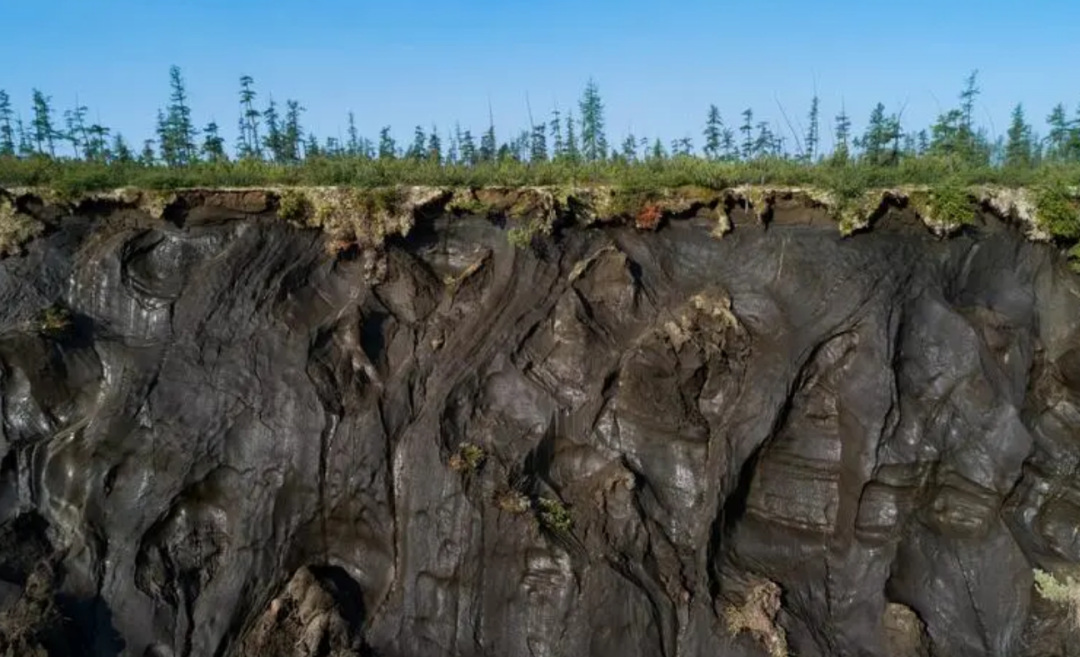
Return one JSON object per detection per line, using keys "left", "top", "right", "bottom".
{"left": 2, "top": 0, "right": 1078, "bottom": 154}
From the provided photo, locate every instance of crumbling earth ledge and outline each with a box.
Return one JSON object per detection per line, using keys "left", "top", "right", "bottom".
{"left": 0, "top": 182, "right": 1075, "bottom": 258}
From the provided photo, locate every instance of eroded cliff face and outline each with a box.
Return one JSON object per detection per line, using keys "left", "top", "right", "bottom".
{"left": 1, "top": 187, "right": 1079, "bottom": 657}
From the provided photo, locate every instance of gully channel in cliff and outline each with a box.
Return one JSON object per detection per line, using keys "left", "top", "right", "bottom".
{"left": 1, "top": 185, "right": 1080, "bottom": 657}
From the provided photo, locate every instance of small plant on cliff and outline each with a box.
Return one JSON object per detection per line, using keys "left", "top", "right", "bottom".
{"left": 929, "top": 182, "right": 976, "bottom": 228}
{"left": 0, "top": 197, "right": 44, "bottom": 257}
{"left": 536, "top": 496, "right": 573, "bottom": 533}
{"left": 276, "top": 189, "right": 309, "bottom": 221}
{"left": 1035, "top": 182, "right": 1080, "bottom": 240}
{"left": 724, "top": 579, "right": 789, "bottom": 657}
{"left": 506, "top": 213, "right": 554, "bottom": 249}
{"left": 494, "top": 488, "right": 531, "bottom": 514}
{"left": 37, "top": 304, "right": 73, "bottom": 339}
{"left": 1034, "top": 568, "right": 1080, "bottom": 627}
{"left": 448, "top": 442, "right": 486, "bottom": 473}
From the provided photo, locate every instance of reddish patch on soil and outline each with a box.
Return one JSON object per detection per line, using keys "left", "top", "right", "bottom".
{"left": 326, "top": 238, "right": 357, "bottom": 256}
{"left": 636, "top": 203, "right": 663, "bottom": 230}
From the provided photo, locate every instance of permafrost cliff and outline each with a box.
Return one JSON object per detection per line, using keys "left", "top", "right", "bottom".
{"left": 0, "top": 185, "right": 1079, "bottom": 657}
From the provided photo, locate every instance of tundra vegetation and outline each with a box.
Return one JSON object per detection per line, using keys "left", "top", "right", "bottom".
{"left": 0, "top": 68, "right": 1078, "bottom": 250}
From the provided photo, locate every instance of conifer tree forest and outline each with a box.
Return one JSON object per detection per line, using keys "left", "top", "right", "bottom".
{"left": 0, "top": 67, "right": 1079, "bottom": 195}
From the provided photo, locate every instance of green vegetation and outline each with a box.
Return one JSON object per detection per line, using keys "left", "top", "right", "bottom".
{"left": 0, "top": 69, "right": 1077, "bottom": 195}
{"left": 448, "top": 442, "right": 486, "bottom": 474}
{"left": 1034, "top": 568, "right": 1080, "bottom": 626}
{"left": 536, "top": 496, "right": 573, "bottom": 533}
{"left": 275, "top": 188, "right": 309, "bottom": 222}
{"left": 0, "top": 195, "right": 43, "bottom": 255}
{"left": 37, "top": 304, "right": 72, "bottom": 339}
{"left": 907, "top": 181, "right": 976, "bottom": 232}
{"left": 3, "top": 68, "right": 1080, "bottom": 254}
{"left": 1035, "top": 182, "right": 1080, "bottom": 239}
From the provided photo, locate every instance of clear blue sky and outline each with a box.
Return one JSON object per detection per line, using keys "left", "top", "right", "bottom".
{"left": 2, "top": 0, "right": 1078, "bottom": 154}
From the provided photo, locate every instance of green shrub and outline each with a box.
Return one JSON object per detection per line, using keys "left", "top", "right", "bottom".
{"left": 929, "top": 182, "right": 975, "bottom": 227}
{"left": 2, "top": 155, "right": 1078, "bottom": 194}
{"left": 1035, "top": 183, "right": 1080, "bottom": 240}
{"left": 448, "top": 442, "right": 486, "bottom": 473}
{"left": 37, "top": 304, "right": 73, "bottom": 338}
{"left": 276, "top": 189, "right": 309, "bottom": 221}
{"left": 1034, "top": 568, "right": 1080, "bottom": 626}
{"left": 0, "top": 197, "right": 44, "bottom": 256}
{"left": 536, "top": 496, "right": 573, "bottom": 533}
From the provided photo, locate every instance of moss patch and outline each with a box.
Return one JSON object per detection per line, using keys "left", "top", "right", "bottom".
{"left": 448, "top": 442, "right": 486, "bottom": 474}
{"left": 37, "top": 304, "right": 73, "bottom": 339}
{"left": 0, "top": 197, "right": 44, "bottom": 257}
{"left": 1035, "top": 183, "right": 1080, "bottom": 240}
{"left": 536, "top": 496, "right": 573, "bottom": 533}
{"left": 273, "top": 185, "right": 446, "bottom": 248}
{"left": 908, "top": 182, "right": 975, "bottom": 235}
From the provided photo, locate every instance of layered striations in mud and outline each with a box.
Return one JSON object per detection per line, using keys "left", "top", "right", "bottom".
{"left": 1, "top": 186, "right": 1080, "bottom": 657}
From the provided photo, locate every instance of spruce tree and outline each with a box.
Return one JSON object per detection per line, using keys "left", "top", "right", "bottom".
{"left": 564, "top": 110, "right": 579, "bottom": 162}
{"left": 30, "top": 90, "right": 57, "bottom": 156}
{"left": 0, "top": 91, "right": 15, "bottom": 156}
{"left": 263, "top": 98, "right": 283, "bottom": 162}
{"left": 427, "top": 125, "right": 442, "bottom": 163}
{"left": 739, "top": 108, "right": 754, "bottom": 160}
{"left": 347, "top": 111, "right": 360, "bottom": 156}
{"left": 479, "top": 109, "right": 496, "bottom": 163}
{"left": 305, "top": 132, "right": 321, "bottom": 160}
{"left": 238, "top": 75, "right": 261, "bottom": 159}
{"left": 805, "top": 95, "right": 820, "bottom": 162}
{"left": 578, "top": 78, "right": 607, "bottom": 161}
{"left": 929, "top": 109, "right": 964, "bottom": 159}
{"left": 513, "top": 129, "right": 530, "bottom": 161}
{"left": 86, "top": 123, "right": 110, "bottom": 161}
{"left": 156, "top": 109, "right": 177, "bottom": 165}
{"left": 529, "top": 121, "right": 547, "bottom": 162}
{"left": 832, "top": 106, "right": 852, "bottom": 165}
{"left": 859, "top": 103, "right": 901, "bottom": 166}
{"left": 378, "top": 126, "right": 396, "bottom": 159}
{"left": 139, "top": 139, "right": 156, "bottom": 166}
{"left": 620, "top": 134, "right": 637, "bottom": 162}
{"left": 15, "top": 116, "right": 34, "bottom": 157}
{"left": 460, "top": 129, "right": 477, "bottom": 165}
{"left": 165, "top": 66, "right": 197, "bottom": 164}
{"left": 916, "top": 130, "right": 929, "bottom": 155}
{"left": 704, "top": 105, "right": 724, "bottom": 160}
{"left": 63, "top": 104, "right": 88, "bottom": 159}
{"left": 447, "top": 125, "right": 460, "bottom": 164}
{"left": 956, "top": 71, "right": 988, "bottom": 165}
{"left": 284, "top": 100, "right": 304, "bottom": 162}
{"left": 549, "top": 108, "right": 564, "bottom": 160}
{"left": 650, "top": 137, "right": 666, "bottom": 161}
{"left": 202, "top": 121, "right": 226, "bottom": 161}
{"left": 671, "top": 136, "right": 693, "bottom": 157}
{"left": 1047, "top": 104, "right": 1070, "bottom": 161}
{"left": 753, "top": 122, "right": 774, "bottom": 159}
{"left": 959, "top": 71, "right": 979, "bottom": 138}
{"left": 408, "top": 125, "right": 427, "bottom": 160}
{"left": 111, "top": 134, "right": 133, "bottom": 163}
{"left": 1004, "top": 103, "right": 1034, "bottom": 169}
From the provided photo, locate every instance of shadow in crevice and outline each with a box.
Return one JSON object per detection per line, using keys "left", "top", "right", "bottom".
{"left": 55, "top": 592, "right": 127, "bottom": 657}
{"left": 308, "top": 564, "right": 366, "bottom": 628}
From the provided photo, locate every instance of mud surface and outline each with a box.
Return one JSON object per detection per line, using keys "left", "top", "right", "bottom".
{"left": 1, "top": 193, "right": 1079, "bottom": 656}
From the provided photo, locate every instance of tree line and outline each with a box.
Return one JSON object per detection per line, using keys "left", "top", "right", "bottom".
{"left": 1, "top": 66, "right": 1079, "bottom": 174}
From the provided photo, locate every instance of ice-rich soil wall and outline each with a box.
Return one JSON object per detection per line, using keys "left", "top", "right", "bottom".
{"left": 1, "top": 186, "right": 1080, "bottom": 657}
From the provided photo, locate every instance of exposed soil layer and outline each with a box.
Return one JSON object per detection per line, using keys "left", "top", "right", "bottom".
{"left": 1, "top": 187, "right": 1080, "bottom": 656}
